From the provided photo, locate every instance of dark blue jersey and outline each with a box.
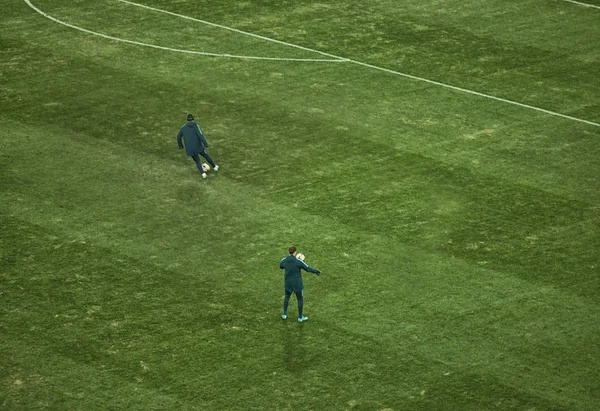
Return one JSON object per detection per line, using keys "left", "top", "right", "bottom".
{"left": 280, "top": 255, "right": 319, "bottom": 292}
{"left": 177, "top": 121, "right": 209, "bottom": 156}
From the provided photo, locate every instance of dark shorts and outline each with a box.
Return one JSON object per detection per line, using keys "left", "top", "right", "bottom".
{"left": 285, "top": 287, "right": 303, "bottom": 298}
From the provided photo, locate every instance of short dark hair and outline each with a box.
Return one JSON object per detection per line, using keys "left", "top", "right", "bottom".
{"left": 288, "top": 246, "right": 297, "bottom": 255}
{"left": 186, "top": 114, "right": 194, "bottom": 121}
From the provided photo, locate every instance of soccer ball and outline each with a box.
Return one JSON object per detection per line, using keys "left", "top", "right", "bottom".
{"left": 202, "top": 163, "right": 211, "bottom": 172}
{"left": 296, "top": 253, "right": 305, "bottom": 261}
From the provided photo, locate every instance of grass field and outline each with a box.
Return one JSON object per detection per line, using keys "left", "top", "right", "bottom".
{"left": 1, "top": 0, "right": 599, "bottom": 409}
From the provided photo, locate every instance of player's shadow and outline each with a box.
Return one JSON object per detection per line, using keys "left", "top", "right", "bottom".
{"left": 282, "top": 324, "right": 307, "bottom": 373}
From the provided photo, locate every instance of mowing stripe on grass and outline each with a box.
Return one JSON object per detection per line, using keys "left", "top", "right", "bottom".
{"left": 22, "top": 0, "right": 348, "bottom": 62}
{"left": 115, "top": 0, "right": 600, "bottom": 128}
{"left": 116, "top": 0, "right": 350, "bottom": 61}
{"left": 25, "top": 0, "right": 600, "bottom": 128}
{"left": 346, "top": 59, "right": 600, "bottom": 128}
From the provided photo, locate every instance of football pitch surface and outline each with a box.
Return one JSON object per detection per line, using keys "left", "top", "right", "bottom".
{"left": 1, "top": 0, "right": 599, "bottom": 409}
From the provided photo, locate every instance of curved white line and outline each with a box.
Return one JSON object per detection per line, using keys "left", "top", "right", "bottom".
{"left": 23, "top": 0, "right": 348, "bottom": 62}
{"left": 116, "top": 0, "right": 600, "bottom": 128}
{"left": 117, "top": 0, "right": 348, "bottom": 61}
{"left": 25, "top": 0, "right": 600, "bottom": 127}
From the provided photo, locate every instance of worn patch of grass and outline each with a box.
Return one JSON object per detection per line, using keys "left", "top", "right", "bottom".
{"left": 2, "top": 0, "right": 599, "bottom": 409}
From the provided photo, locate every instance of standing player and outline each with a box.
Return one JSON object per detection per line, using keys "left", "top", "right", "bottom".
{"left": 177, "top": 113, "right": 219, "bottom": 178}
{"left": 279, "top": 246, "right": 321, "bottom": 323}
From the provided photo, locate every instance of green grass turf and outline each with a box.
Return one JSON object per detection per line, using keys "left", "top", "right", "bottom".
{"left": 1, "top": 0, "right": 599, "bottom": 409}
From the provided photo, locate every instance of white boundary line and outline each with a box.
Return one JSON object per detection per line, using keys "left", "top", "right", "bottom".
{"left": 563, "top": 0, "right": 600, "bottom": 10}
{"left": 117, "top": 0, "right": 600, "bottom": 128}
{"left": 23, "top": 0, "right": 347, "bottom": 62}
{"left": 116, "top": 0, "right": 348, "bottom": 61}
{"left": 347, "top": 59, "right": 600, "bottom": 128}
{"left": 25, "top": 0, "right": 600, "bottom": 127}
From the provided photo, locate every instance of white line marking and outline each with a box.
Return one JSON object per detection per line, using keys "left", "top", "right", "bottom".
{"left": 25, "top": 0, "right": 600, "bottom": 127}
{"left": 23, "top": 0, "right": 347, "bottom": 62}
{"left": 563, "top": 0, "right": 600, "bottom": 10}
{"left": 347, "top": 59, "right": 600, "bottom": 128}
{"left": 118, "top": 0, "right": 600, "bottom": 128}
{"left": 117, "top": 0, "right": 348, "bottom": 61}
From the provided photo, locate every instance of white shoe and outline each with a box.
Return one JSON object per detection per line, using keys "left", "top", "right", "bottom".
{"left": 281, "top": 314, "right": 287, "bottom": 320}
{"left": 201, "top": 173, "right": 207, "bottom": 179}
{"left": 213, "top": 165, "right": 219, "bottom": 171}
{"left": 298, "top": 316, "right": 308, "bottom": 323}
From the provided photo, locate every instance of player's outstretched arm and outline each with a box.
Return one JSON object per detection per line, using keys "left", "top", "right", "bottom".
{"left": 300, "top": 260, "right": 320, "bottom": 276}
